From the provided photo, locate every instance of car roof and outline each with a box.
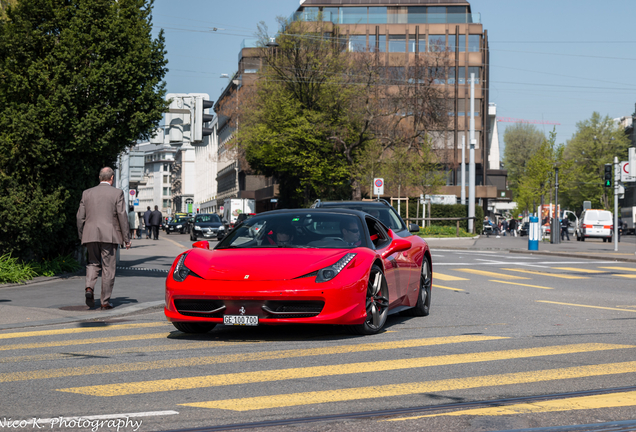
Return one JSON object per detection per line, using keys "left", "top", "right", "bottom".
{"left": 257, "top": 208, "right": 370, "bottom": 219}
{"left": 314, "top": 200, "right": 391, "bottom": 208}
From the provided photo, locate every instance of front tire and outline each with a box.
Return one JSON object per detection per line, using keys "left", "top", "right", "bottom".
{"left": 349, "top": 265, "right": 389, "bottom": 335}
{"left": 172, "top": 322, "right": 216, "bottom": 334}
{"left": 405, "top": 256, "right": 431, "bottom": 317}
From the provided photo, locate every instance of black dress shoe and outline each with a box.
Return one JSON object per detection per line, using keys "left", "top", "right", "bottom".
{"left": 85, "top": 288, "right": 94, "bottom": 307}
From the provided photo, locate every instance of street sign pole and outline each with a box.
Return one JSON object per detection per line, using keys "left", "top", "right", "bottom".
{"left": 614, "top": 156, "right": 619, "bottom": 252}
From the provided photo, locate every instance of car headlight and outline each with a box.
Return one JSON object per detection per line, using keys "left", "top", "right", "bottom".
{"left": 177, "top": 225, "right": 182, "bottom": 228}
{"left": 194, "top": 226, "right": 202, "bottom": 231}
{"left": 316, "top": 253, "right": 356, "bottom": 283}
{"left": 172, "top": 253, "right": 201, "bottom": 282}
{"left": 218, "top": 226, "right": 225, "bottom": 231}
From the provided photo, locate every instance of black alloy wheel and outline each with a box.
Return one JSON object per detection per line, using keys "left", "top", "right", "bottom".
{"left": 172, "top": 322, "right": 216, "bottom": 334}
{"left": 404, "top": 256, "right": 431, "bottom": 317}
{"left": 349, "top": 265, "right": 389, "bottom": 335}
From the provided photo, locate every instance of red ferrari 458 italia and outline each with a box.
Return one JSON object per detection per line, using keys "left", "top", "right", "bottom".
{"left": 164, "top": 208, "right": 432, "bottom": 335}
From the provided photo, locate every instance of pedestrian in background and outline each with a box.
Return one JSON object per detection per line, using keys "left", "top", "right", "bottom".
{"left": 128, "top": 206, "right": 139, "bottom": 241}
{"left": 509, "top": 218, "right": 517, "bottom": 237}
{"left": 136, "top": 212, "right": 143, "bottom": 239}
{"left": 561, "top": 216, "right": 570, "bottom": 241}
{"left": 76, "top": 167, "right": 131, "bottom": 310}
{"left": 143, "top": 206, "right": 152, "bottom": 239}
{"left": 150, "top": 205, "right": 162, "bottom": 240}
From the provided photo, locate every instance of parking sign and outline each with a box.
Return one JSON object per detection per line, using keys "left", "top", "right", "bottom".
{"left": 373, "top": 178, "right": 384, "bottom": 196}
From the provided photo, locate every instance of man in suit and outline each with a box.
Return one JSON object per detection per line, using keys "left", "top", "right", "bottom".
{"left": 149, "top": 205, "right": 163, "bottom": 240}
{"left": 143, "top": 206, "right": 152, "bottom": 239}
{"left": 77, "top": 167, "right": 131, "bottom": 310}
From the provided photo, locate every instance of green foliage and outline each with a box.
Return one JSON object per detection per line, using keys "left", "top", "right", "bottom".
{"left": 0, "top": 253, "right": 79, "bottom": 284}
{"left": 0, "top": 0, "right": 168, "bottom": 259}
{"left": 418, "top": 225, "right": 474, "bottom": 238}
{"left": 561, "top": 112, "right": 631, "bottom": 211}
{"left": 503, "top": 123, "right": 545, "bottom": 191}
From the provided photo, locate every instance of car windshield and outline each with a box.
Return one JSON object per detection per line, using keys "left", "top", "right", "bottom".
{"left": 216, "top": 213, "right": 365, "bottom": 249}
{"left": 195, "top": 214, "right": 220, "bottom": 223}
{"left": 320, "top": 203, "right": 405, "bottom": 231}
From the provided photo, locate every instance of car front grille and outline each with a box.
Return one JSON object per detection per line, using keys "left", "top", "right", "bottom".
{"left": 173, "top": 299, "right": 324, "bottom": 319}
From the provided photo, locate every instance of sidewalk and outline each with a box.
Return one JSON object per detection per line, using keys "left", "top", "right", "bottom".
{"left": 0, "top": 237, "right": 185, "bottom": 330}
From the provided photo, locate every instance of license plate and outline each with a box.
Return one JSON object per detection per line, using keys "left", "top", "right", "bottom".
{"left": 223, "top": 315, "right": 259, "bottom": 326}
{"left": 594, "top": 225, "right": 603, "bottom": 229}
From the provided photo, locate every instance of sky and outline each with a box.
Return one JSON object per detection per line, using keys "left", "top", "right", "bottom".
{"left": 150, "top": 0, "right": 636, "bottom": 147}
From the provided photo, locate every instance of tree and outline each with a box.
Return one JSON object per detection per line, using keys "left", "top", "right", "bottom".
{"left": 0, "top": 0, "right": 168, "bottom": 260}
{"left": 503, "top": 123, "right": 545, "bottom": 192}
{"left": 561, "top": 112, "right": 631, "bottom": 210}
{"left": 0, "top": 0, "right": 18, "bottom": 20}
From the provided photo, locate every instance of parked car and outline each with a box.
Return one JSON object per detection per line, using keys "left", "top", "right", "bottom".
{"left": 576, "top": 209, "right": 613, "bottom": 242}
{"left": 217, "top": 212, "right": 256, "bottom": 241}
{"left": 190, "top": 213, "right": 224, "bottom": 241}
{"left": 519, "top": 222, "right": 529, "bottom": 237}
{"left": 165, "top": 208, "right": 432, "bottom": 335}
{"left": 165, "top": 216, "right": 191, "bottom": 235}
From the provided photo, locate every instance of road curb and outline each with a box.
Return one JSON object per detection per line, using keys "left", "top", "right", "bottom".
{"left": 0, "top": 270, "right": 83, "bottom": 290}
{"left": 0, "top": 300, "right": 165, "bottom": 331}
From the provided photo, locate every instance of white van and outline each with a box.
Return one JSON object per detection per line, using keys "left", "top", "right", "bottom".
{"left": 576, "top": 209, "right": 613, "bottom": 242}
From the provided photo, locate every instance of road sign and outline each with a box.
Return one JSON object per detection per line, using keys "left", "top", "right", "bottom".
{"left": 133, "top": 199, "right": 139, "bottom": 206}
{"left": 620, "top": 161, "right": 636, "bottom": 182}
{"left": 129, "top": 190, "right": 136, "bottom": 196}
{"left": 373, "top": 178, "right": 384, "bottom": 196}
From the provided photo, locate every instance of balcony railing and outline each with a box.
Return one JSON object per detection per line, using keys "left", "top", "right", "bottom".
{"left": 290, "top": 11, "right": 481, "bottom": 25}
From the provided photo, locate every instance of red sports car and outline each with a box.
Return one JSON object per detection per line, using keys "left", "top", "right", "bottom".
{"left": 164, "top": 209, "right": 432, "bottom": 335}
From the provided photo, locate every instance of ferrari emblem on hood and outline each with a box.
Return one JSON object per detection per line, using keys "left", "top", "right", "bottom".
{"left": 244, "top": 275, "right": 249, "bottom": 279}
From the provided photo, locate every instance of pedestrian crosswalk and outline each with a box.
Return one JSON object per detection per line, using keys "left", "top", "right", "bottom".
{"left": 2, "top": 319, "right": 636, "bottom": 422}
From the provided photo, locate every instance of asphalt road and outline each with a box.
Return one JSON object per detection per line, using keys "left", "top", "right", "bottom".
{"left": 1, "top": 241, "right": 636, "bottom": 432}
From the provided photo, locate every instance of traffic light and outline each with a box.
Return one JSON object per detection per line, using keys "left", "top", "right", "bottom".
{"left": 193, "top": 96, "right": 214, "bottom": 142}
{"left": 604, "top": 164, "right": 612, "bottom": 187}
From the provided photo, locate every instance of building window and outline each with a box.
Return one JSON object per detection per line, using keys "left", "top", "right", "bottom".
{"left": 448, "top": 67, "right": 455, "bottom": 85}
{"left": 428, "top": 35, "right": 445, "bottom": 52}
{"left": 348, "top": 35, "right": 366, "bottom": 52}
{"left": 369, "top": 34, "right": 386, "bottom": 53}
{"left": 447, "top": 6, "right": 467, "bottom": 23}
{"left": 458, "top": 66, "right": 466, "bottom": 84}
{"left": 408, "top": 35, "right": 416, "bottom": 53}
{"left": 163, "top": 187, "right": 170, "bottom": 196}
{"left": 427, "top": 6, "right": 445, "bottom": 24}
{"left": 388, "top": 35, "right": 406, "bottom": 53}
{"left": 459, "top": 35, "right": 466, "bottom": 52}
{"left": 163, "top": 175, "right": 169, "bottom": 184}
{"left": 161, "top": 153, "right": 166, "bottom": 160}
{"left": 386, "top": 7, "right": 406, "bottom": 24}
{"left": 377, "top": 35, "right": 386, "bottom": 52}
{"left": 322, "top": 7, "right": 338, "bottom": 23}
{"left": 387, "top": 67, "right": 406, "bottom": 83}
{"left": 163, "top": 163, "right": 169, "bottom": 172}
{"left": 468, "top": 35, "right": 481, "bottom": 52}
{"left": 341, "top": 7, "right": 367, "bottom": 24}
{"left": 163, "top": 199, "right": 171, "bottom": 208}
{"left": 468, "top": 67, "right": 481, "bottom": 84}
{"left": 429, "top": 67, "right": 445, "bottom": 84}
{"left": 369, "top": 7, "right": 387, "bottom": 24}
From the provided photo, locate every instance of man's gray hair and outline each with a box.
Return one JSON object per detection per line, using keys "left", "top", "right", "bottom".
{"left": 99, "top": 167, "right": 114, "bottom": 182}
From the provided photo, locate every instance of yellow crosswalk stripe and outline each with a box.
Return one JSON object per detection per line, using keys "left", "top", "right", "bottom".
{"left": 181, "top": 361, "right": 636, "bottom": 411}
{"left": 0, "top": 333, "right": 171, "bottom": 352}
{"left": 0, "top": 340, "right": 263, "bottom": 363}
{"left": 454, "top": 269, "right": 529, "bottom": 280}
{"left": 0, "top": 335, "right": 504, "bottom": 383}
{"left": 57, "top": 343, "right": 632, "bottom": 397}
{"left": 433, "top": 273, "right": 469, "bottom": 281}
{"left": 537, "top": 300, "right": 636, "bottom": 313}
{"left": 501, "top": 268, "right": 587, "bottom": 279}
{"left": 615, "top": 274, "right": 636, "bottom": 279}
{"left": 490, "top": 280, "right": 553, "bottom": 290}
{"left": 553, "top": 267, "right": 604, "bottom": 273}
{"left": 386, "top": 390, "right": 636, "bottom": 420}
{"left": 599, "top": 266, "right": 636, "bottom": 272}
{"left": 433, "top": 284, "right": 465, "bottom": 292}
{"left": 0, "top": 322, "right": 170, "bottom": 340}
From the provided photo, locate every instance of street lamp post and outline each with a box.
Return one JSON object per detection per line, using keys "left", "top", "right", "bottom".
{"left": 551, "top": 166, "right": 560, "bottom": 244}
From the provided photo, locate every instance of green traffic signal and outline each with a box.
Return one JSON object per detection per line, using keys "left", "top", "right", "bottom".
{"left": 605, "top": 180, "right": 611, "bottom": 187}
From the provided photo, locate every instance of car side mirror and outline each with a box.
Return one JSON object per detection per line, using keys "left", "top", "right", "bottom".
{"left": 192, "top": 240, "right": 210, "bottom": 250}
{"left": 381, "top": 237, "right": 412, "bottom": 258}
{"left": 409, "top": 223, "right": 420, "bottom": 233}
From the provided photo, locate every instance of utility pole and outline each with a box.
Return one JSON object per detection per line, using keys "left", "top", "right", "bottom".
{"left": 461, "top": 135, "right": 466, "bottom": 205}
{"left": 551, "top": 167, "right": 560, "bottom": 244}
{"left": 614, "top": 156, "right": 619, "bottom": 252}
{"left": 468, "top": 73, "right": 476, "bottom": 234}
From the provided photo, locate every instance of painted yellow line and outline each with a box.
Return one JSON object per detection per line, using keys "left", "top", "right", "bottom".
{"left": 552, "top": 267, "right": 604, "bottom": 273}
{"left": 0, "top": 332, "right": 172, "bottom": 352}
{"left": 599, "top": 266, "right": 636, "bottom": 272}
{"left": 434, "top": 273, "right": 469, "bottom": 281}
{"left": 454, "top": 269, "right": 529, "bottom": 280}
{"left": 490, "top": 280, "right": 553, "bottom": 290}
{"left": 537, "top": 300, "right": 636, "bottom": 313}
{"left": 386, "top": 390, "right": 636, "bottom": 420}
{"left": 0, "top": 340, "right": 264, "bottom": 363}
{"left": 1, "top": 335, "right": 503, "bottom": 383}
{"left": 58, "top": 343, "right": 631, "bottom": 397}
{"left": 501, "top": 268, "right": 586, "bottom": 279}
{"left": 615, "top": 274, "right": 636, "bottom": 279}
{"left": 0, "top": 322, "right": 170, "bottom": 340}
{"left": 433, "top": 284, "right": 465, "bottom": 292}
{"left": 162, "top": 236, "right": 187, "bottom": 250}
{"left": 181, "top": 361, "right": 636, "bottom": 411}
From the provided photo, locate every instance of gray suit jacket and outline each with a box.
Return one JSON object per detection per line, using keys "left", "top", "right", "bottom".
{"left": 77, "top": 183, "right": 130, "bottom": 245}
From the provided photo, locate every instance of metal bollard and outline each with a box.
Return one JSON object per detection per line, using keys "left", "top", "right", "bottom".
{"left": 528, "top": 216, "right": 539, "bottom": 251}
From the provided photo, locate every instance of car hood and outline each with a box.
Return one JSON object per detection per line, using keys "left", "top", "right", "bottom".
{"left": 184, "top": 248, "right": 354, "bottom": 281}
{"left": 193, "top": 222, "right": 222, "bottom": 228}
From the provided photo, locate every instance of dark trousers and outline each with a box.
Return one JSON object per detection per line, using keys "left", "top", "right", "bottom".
{"left": 561, "top": 227, "right": 570, "bottom": 241}
{"left": 152, "top": 225, "right": 160, "bottom": 240}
